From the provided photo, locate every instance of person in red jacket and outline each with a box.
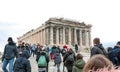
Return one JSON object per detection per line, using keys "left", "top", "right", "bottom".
{"left": 63, "top": 45, "right": 68, "bottom": 52}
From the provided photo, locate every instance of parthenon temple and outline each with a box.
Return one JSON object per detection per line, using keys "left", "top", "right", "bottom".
{"left": 17, "top": 18, "right": 92, "bottom": 49}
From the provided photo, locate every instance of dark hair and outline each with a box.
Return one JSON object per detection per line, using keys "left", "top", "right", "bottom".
{"left": 8, "top": 37, "right": 15, "bottom": 45}
{"left": 76, "top": 53, "right": 83, "bottom": 60}
{"left": 117, "top": 41, "right": 120, "bottom": 45}
{"left": 93, "top": 38, "right": 100, "bottom": 44}
{"left": 8, "top": 37, "right": 13, "bottom": 42}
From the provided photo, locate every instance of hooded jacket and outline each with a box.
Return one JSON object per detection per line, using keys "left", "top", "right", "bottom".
{"left": 13, "top": 50, "right": 31, "bottom": 72}
{"left": 63, "top": 49, "right": 76, "bottom": 70}
{"left": 2, "top": 42, "right": 18, "bottom": 61}
{"left": 72, "top": 59, "right": 85, "bottom": 72}
{"left": 91, "top": 44, "right": 107, "bottom": 57}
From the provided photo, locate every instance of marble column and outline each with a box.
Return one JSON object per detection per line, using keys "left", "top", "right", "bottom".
{"left": 56, "top": 27, "right": 59, "bottom": 45}
{"left": 41, "top": 31, "right": 43, "bottom": 45}
{"left": 69, "top": 27, "right": 71, "bottom": 46}
{"left": 36, "top": 32, "right": 39, "bottom": 43}
{"left": 43, "top": 29, "right": 45, "bottom": 45}
{"left": 40, "top": 31, "right": 42, "bottom": 45}
{"left": 74, "top": 28, "right": 77, "bottom": 44}
{"left": 85, "top": 30, "right": 88, "bottom": 46}
{"left": 45, "top": 29, "right": 47, "bottom": 45}
{"left": 63, "top": 27, "right": 65, "bottom": 45}
{"left": 88, "top": 30, "right": 92, "bottom": 46}
{"left": 50, "top": 26, "right": 53, "bottom": 45}
{"left": 38, "top": 32, "right": 40, "bottom": 44}
{"left": 80, "top": 29, "right": 82, "bottom": 47}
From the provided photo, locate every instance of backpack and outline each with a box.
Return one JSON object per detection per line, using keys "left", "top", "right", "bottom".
{"left": 66, "top": 54, "right": 74, "bottom": 63}
{"left": 13, "top": 58, "right": 27, "bottom": 72}
{"left": 62, "top": 48, "right": 66, "bottom": 54}
{"left": 54, "top": 53, "right": 61, "bottom": 64}
{"left": 38, "top": 55, "right": 47, "bottom": 67}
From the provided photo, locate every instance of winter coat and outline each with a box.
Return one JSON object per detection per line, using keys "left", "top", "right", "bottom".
{"left": 2, "top": 43, "right": 18, "bottom": 61}
{"left": 54, "top": 53, "right": 61, "bottom": 64}
{"left": 72, "top": 59, "right": 85, "bottom": 72}
{"left": 75, "top": 44, "right": 78, "bottom": 51}
{"left": 63, "top": 50, "right": 76, "bottom": 70}
{"left": 91, "top": 44, "right": 107, "bottom": 57}
{"left": 13, "top": 50, "right": 31, "bottom": 72}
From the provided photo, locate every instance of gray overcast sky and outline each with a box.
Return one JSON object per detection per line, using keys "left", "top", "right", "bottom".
{"left": 0, "top": 0, "right": 120, "bottom": 51}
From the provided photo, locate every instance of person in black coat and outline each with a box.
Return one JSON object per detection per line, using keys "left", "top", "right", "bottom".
{"left": 63, "top": 48, "right": 76, "bottom": 72}
{"left": 2, "top": 37, "right": 18, "bottom": 72}
{"left": 75, "top": 44, "right": 78, "bottom": 53}
{"left": 13, "top": 50, "right": 31, "bottom": 72}
{"left": 91, "top": 38, "right": 107, "bottom": 57}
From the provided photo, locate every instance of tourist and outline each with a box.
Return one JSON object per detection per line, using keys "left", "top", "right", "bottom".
{"left": 83, "top": 54, "right": 113, "bottom": 72}
{"left": 31, "top": 44, "right": 37, "bottom": 57}
{"left": 25, "top": 43, "right": 31, "bottom": 54}
{"left": 35, "top": 44, "right": 42, "bottom": 55}
{"left": 63, "top": 48, "right": 76, "bottom": 72}
{"left": 72, "top": 53, "right": 85, "bottom": 72}
{"left": 63, "top": 45, "right": 68, "bottom": 52}
{"left": 74, "top": 44, "right": 78, "bottom": 53}
{"left": 91, "top": 37, "right": 107, "bottom": 57}
{"left": 13, "top": 50, "right": 31, "bottom": 72}
{"left": 17, "top": 43, "right": 23, "bottom": 57}
{"left": 61, "top": 47, "right": 67, "bottom": 58}
{"left": 36, "top": 48, "right": 49, "bottom": 72}
{"left": 2, "top": 37, "right": 18, "bottom": 72}
{"left": 54, "top": 50, "right": 62, "bottom": 72}
{"left": 108, "top": 41, "right": 120, "bottom": 66}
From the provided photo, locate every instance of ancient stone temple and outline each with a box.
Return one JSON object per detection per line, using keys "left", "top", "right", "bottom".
{"left": 17, "top": 18, "right": 92, "bottom": 49}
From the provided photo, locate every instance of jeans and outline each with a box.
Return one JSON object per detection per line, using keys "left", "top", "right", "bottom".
{"left": 38, "top": 68, "right": 46, "bottom": 72}
{"left": 2, "top": 58, "right": 14, "bottom": 72}
{"left": 56, "top": 64, "right": 60, "bottom": 72}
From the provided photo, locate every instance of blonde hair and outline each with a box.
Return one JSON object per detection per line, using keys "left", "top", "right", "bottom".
{"left": 83, "top": 54, "right": 113, "bottom": 72}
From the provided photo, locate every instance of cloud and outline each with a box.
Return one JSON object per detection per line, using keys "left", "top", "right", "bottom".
{"left": 0, "top": 22, "right": 21, "bottom": 52}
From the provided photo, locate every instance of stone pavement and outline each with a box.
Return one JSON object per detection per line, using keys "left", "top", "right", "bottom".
{"left": 0, "top": 52, "right": 90, "bottom": 72}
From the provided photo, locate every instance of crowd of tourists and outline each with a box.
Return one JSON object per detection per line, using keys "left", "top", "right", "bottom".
{"left": 1, "top": 37, "right": 120, "bottom": 72}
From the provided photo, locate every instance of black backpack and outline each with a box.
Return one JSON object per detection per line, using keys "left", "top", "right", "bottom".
{"left": 61, "top": 48, "right": 66, "bottom": 54}
{"left": 54, "top": 53, "right": 61, "bottom": 64}
{"left": 66, "top": 54, "right": 74, "bottom": 63}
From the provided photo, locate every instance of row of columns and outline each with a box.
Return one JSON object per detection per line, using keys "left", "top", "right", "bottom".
{"left": 18, "top": 26, "right": 91, "bottom": 48}
{"left": 48, "top": 26, "right": 91, "bottom": 47}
